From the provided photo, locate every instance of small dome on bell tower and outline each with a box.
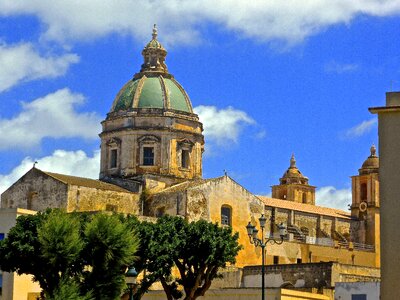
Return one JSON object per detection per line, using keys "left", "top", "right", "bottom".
{"left": 271, "top": 154, "right": 316, "bottom": 205}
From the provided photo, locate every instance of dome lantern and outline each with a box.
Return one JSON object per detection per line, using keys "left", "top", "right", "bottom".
{"left": 139, "top": 24, "right": 168, "bottom": 75}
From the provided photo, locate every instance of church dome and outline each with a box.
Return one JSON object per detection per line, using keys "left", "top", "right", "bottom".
{"left": 111, "top": 76, "right": 192, "bottom": 113}
{"left": 280, "top": 154, "right": 309, "bottom": 185}
{"left": 359, "top": 145, "right": 379, "bottom": 175}
{"left": 109, "top": 24, "right": 193, "bottom": 114}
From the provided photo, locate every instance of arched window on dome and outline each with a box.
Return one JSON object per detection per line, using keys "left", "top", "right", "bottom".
{"left": 221, "top": 205, "right": 232, "bottom": 226}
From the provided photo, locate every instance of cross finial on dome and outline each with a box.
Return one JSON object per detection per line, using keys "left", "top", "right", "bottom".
{"left": 290, "top": 153, "right": 296, "bottom": 168}
{"left": 152, "top": 24, "right": 158, "bottom": 40}
{"left": 370, "top": 144, "right": 377, "bottom": 157}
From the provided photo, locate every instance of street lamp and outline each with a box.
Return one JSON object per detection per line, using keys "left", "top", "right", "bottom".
{"left": 125, "top": 266, "right": 138, "bottom": 300}
{"left": 246, "top": 214, "right": 287, "bottom": 300}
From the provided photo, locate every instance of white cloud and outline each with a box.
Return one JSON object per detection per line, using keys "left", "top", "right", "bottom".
{"left": 0, "top": 149, "right": 100, "bottom": 194}
{"left": 325, "top": 61, "right": 359, "bottom": 74}
{"left": 316, "top": 186, "right": 351, "bottom": 210}
{"left": 1, "top": 1, "right": 400, "bottom": 46}
{"left": 344, "top": 118, "right": 377, "bottom": 138}
{"left": 194, "top": 105, "right": 255, "bottom": 145}
{"left": 0, "top": 88, "right": 101, "bottom": 150}
{"left": 0, "top": 42, "right": 79, "bottom": 92}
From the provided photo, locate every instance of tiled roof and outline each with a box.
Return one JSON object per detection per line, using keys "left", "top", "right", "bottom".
{"left": 43, "top": 171, "right": 131, "bottom": 193}
{"left": 257, "top": 196, "right": 351, "bottom": 219}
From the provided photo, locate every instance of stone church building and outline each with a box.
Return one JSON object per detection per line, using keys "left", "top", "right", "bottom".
{"left": 0, "top": 27, "right": 380, "bottom": 299}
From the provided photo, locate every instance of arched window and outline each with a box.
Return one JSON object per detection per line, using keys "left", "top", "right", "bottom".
{"left": 221, "top": 205, "right": 232, "bottom": 226}
{"left": 302, "top": 192, "right": 307, "bottom": 203}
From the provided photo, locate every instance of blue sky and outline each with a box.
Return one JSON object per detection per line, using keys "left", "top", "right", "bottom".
{"left": 0, "top": 1, "right": 399, "bottom": 210}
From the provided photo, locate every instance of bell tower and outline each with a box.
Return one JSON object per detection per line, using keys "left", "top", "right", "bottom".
{"left": 351, "top": 145, "right": 380, "bottom": 247}
{"left": 272, "top": 154, "right": 316, "bottom": 204}
{"left": 99, "top": 26, "right": 204, "bottom": 188}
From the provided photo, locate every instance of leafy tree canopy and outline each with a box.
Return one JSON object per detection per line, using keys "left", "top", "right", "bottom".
{"left": 0, "top": 209, "right": 139, "bottom": 300}
{"left": 129, "top": 216, "right": 242, "bottom": 300}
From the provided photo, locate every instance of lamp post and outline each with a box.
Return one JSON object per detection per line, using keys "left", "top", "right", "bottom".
{"left": 246, "top": 214, "right": 286, "bottom": 300}
{"left": 125, "top": 266, "right": 138, "bottom": 300}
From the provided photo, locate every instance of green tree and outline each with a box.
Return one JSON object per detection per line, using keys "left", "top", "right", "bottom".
{"left": 0, "top": 210, "right": 139, "bottom": 300}
{"left": 37, "top": 210, "right": 85, "bottom": 298}
{"left": 167, "top": 218, "right": 242, "bottom": 300}
{"left": 47, "top": 278, "right": 93, "bottom": 300}
{"left": 0, "top": 210, "right": 50, "bottom": 293}
{"left": 128, "top": 216, "right": 241, "bottom": 300}
{"left": 125, "top": 216, "right": 182, "bottom": 300}
{"left": 82, "top": 213, "right": 139, "bottom": 300}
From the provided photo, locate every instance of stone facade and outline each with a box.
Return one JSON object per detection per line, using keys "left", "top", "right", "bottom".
{"left": 146, "top": 176, "right": 378, "bottom": 268}
{"left": 1, "top": 168, "right": 140, "bottom": 214}
{"left": 242, "top": 262, "right": 380, "bottom": 289}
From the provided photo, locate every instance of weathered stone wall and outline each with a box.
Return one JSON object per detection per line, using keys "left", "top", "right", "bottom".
{"left": 1, "top": 168, "right": 68, "bottom": 210}
{"left": 335, "top": 282, "right": 380, "bottom": 300}
{"left": 100, "top": 113, "right": 203, "bottom": 182}
{"left": 66, "top": 185, "right": 140, "bottom": 214}
{"left": 146, "top": 190, "right": 186, "bottom": 217}
{"left": 331, "top": 263, "right": 380, "bottom": 284}
{"left": 294, "top": 212, "right": 318, "bottom": 236}
{"left": 194, "top": 176, "right": 265, "bottom": 267}
{"left": 148, "top": 176, "right": 378, "bottom": 268}
{"left": 242, "top": 262, "right": 380, "bottom": 289}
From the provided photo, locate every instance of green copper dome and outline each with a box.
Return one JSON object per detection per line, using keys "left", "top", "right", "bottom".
{"left": 110, "top": 25, "right": 194, "bottom": 114}
{"left": 111, "top": 75, "right": 193, "bottom": 113}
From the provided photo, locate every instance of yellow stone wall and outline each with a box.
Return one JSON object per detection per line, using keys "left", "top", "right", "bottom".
{"left": 66, "top": 185, "right": 140, "bottom": 214}
{"left": 150, "top": 176, "right": 378, "bottom": 268}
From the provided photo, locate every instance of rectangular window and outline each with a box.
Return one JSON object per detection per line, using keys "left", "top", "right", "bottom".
{"left": 273, "top": 256, "right": 279, "bottom": 265}
{"left": 351, "top": 295, "right": 367, "bottom": 300}
{"left": 0, "top": 233, "right": 4, "bottom": 240}
{"left": 181, "top": 150, "right": 190, "bottom": 169}
{"left": 143, "top": 147, "right": 154, "bottom": 166}
{"left": 110, "top": 149, "right": 118, "bottom": 168}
